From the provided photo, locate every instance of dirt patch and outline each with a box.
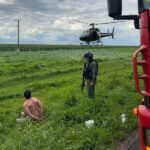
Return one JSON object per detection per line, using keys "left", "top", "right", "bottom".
{"left": 117, "top": 129, "right": 139, "bottom": 150}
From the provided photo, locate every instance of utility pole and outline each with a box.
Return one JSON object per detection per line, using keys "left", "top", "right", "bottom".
{"left": 15, "top": 19, "right": 21, "bottom": 52}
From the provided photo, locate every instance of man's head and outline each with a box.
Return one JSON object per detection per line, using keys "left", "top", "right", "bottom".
{"left": 24, "top": 90, "right": 32, "bottom": 99}
{"left": 84, "top": 52, "right": 93, "bottom": 62}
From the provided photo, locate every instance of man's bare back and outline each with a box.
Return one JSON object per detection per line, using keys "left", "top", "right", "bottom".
{"left": 22, "top": 90, "right": 43, "bottom": 121}
{"left": 23, "top": 97, "right": 43, "bottom": 121}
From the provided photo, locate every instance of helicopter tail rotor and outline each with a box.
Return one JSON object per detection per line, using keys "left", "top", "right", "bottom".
{"left": 112, "top": 27, "right": 115, "bottom": 39}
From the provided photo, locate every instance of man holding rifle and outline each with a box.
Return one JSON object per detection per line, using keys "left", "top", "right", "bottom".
{"left": 82, "top": 52, "right": 98, "bottom": 99}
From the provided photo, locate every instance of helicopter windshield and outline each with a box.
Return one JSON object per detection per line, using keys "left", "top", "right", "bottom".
{"left": 83, "top": 30, "right": 89, "bottom": 34}
{"left": 83, "top": 30, "right": 87, "bottom": 33}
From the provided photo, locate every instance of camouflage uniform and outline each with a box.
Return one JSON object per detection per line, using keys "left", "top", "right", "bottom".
{"left": 86, "top": 60, "right": 98, "bottom": 98}
{"left": 83, "top": 52, "right": 98, "bottom": 98}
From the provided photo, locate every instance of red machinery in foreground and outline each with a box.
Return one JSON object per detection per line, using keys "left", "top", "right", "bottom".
{"left": 107, "top": 0, "right": 150, "bottom": 149}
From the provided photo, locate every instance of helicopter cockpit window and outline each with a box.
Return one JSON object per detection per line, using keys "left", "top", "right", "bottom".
{"left": 83, "top": 31, "right": 88, "bottom": 33}
{"left": 95, "top": 28, "right": 99, "bottom": 31}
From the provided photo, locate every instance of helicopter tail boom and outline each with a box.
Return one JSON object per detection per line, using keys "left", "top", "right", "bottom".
{"left": 111, "top": 27, "right": 115, "bottom": 39}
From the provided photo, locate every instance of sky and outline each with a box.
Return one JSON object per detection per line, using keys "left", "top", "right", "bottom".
{"left": 0, "top": 0, "right": 140, "bottom": 45}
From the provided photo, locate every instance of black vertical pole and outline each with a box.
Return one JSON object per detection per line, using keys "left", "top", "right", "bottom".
{"left": 18, "top": 20, "right": 20, "bottom": 50}
{"left": 18, "top": 20, "right": 19, "bottom": 49}
{"left": 16, "top": 19, "right": 21, "bottom": 51}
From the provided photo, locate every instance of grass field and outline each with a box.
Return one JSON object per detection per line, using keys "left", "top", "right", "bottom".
{"left": 0, "top": 46, "right": 142, "bottom": 150}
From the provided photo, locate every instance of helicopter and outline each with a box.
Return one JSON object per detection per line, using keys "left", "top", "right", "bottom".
{"left": 73, "top": 20, "right": 125, "bottom": 45}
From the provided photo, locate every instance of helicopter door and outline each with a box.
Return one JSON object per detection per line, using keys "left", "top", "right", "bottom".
{"left": 93, "top": 30, "right": 97, "bottom": 39}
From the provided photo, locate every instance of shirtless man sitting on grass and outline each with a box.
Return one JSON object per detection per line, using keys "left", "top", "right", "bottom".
{"left": 16, "top": 90, "right": 44, "bottom": 123}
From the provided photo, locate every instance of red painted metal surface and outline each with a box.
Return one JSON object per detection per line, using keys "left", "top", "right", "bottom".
{"left": 133, "top": 11, "right": 150, "bottom": 150}
{"left": 133, "top": 45, "right": 147, "bottom": 94}
{"left": 138, "top": 105, "right": 150, "bottom": 150}
{"left": 133, "top": 11, "right": 150, "bottom": 96}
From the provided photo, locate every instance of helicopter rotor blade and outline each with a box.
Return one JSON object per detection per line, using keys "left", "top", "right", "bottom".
{"left": 95, "top": 21, "right": 127, "bottom": 25}
{"left": 73, "top": 20, "right": 127, "bottom": 27}
{"left": 73, "top": 20, "right": 89, "bottom": 24}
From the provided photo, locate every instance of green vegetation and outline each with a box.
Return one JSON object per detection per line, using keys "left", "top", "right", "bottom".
{"left": 0, "top": 44, "right": 137, "bottom": 52}
{"left": 0, "top": 46, "right": 141, "bottom": 150}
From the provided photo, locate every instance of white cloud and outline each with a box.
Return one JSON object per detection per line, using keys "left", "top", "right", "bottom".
{"left": 0, "top": 0, "right": 15, "bottom": 4}
{"left": 21, "top": 27, "right": 44, "bottom": 39}
{"left": 0, "top": 0, "right": 140, "bottom": 45}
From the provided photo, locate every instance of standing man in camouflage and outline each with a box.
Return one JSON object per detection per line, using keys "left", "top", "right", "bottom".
{"left": 82, "top": 52, "right": 98, "bottom": 98}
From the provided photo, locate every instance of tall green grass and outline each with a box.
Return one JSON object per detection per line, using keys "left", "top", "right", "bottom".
{"left": 0, "top": 47, "right": 141, "bottom": 150}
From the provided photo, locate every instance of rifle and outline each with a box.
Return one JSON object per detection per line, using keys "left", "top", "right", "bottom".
{"left": 81, "top": 63, "right": 87, "bottom": 92}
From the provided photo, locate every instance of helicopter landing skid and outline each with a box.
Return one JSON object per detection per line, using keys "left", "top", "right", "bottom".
{"left": 80, "top": 42, "right": 91, "bottom": 46}
{"left": 80, "top": 40, "right": 103, "bottom": 46}
{"left": 91, "top": 40, "right": 103, "bottom": 46}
